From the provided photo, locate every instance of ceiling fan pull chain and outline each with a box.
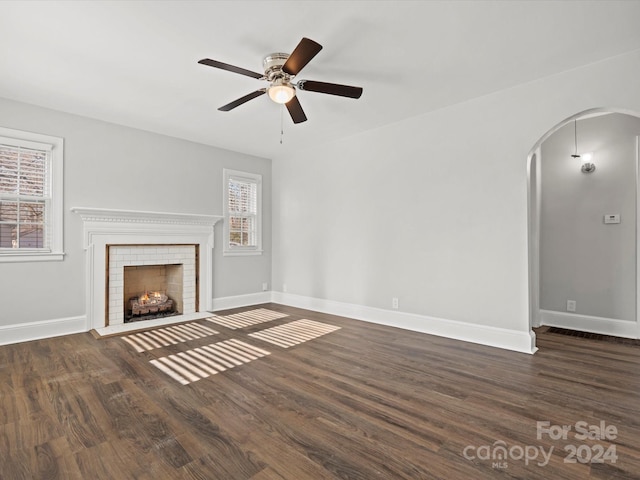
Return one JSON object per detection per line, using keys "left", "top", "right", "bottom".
{"left": 280, "top": 104, "right": 285, "bottom": 144}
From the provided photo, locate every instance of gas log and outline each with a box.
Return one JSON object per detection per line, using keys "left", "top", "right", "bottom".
{"left": 129, "top": 292, "right": 174, "bottom": 316}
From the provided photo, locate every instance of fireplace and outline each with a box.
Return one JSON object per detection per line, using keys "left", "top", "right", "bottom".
{"left": 107, "top": 244, "right": 198, "bottom": 325}
{"left": 72, "top": 207, "right": 222, "bottom": 335}
{"left": 124, "top": 264, "right": 183, "bottom": 321}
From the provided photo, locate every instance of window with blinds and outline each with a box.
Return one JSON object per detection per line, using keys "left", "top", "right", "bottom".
{"left": 0, "top": 142, "right": 50, "bottom": 249}
{"left": 223, "top": 169, "right": 262, "bottom": 255}
{"left": 0, "top": 128, "right": 63, "bottom": 262}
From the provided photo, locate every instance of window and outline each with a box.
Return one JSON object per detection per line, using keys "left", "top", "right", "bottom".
{"left": 0, "top": 127, "right": 64, "bottom": 262}
{"left": 223, "top": 169, "right": 262, "bottom": 255}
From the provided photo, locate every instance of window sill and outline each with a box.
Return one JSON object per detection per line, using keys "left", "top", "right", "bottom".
{"left": 0, "top": 252, "right": 65, "bottom": 263}
{"left": 223, "top": 249, "right": 263, "bottom": 257}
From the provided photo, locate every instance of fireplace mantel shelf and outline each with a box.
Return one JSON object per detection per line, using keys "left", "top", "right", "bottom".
{"left": 71, "top": 207, "right": 222, "bottom": 226}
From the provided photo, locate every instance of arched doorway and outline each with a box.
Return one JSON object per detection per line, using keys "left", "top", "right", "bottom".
{"left": 528, "top": 109, "right": 640, "bottom": 344}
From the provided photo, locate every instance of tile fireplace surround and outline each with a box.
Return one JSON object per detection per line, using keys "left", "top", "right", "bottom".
{"left": 109, "top": 244, "right": 195, "bottom": 324}
{"left": 72, "top": 207, "right": 222, "bottom": 336}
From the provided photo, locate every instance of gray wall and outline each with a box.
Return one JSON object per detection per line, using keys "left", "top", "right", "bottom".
{"left": 0, "top": 97, "right": 271, "bottom": 326}
{"left": 540, "top": 113, "right": 640, "bottom": 321}
{"left": 272, "top": 48, "right": 640, "bottom": 333}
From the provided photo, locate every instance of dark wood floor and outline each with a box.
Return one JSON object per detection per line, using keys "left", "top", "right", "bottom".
{"left": 1, "top": 303, "right": 640, "bottom": 479}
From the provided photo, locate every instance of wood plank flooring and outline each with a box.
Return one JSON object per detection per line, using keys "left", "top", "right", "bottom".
{"left": 1, "top": 303, "right": 640, "bottom": 479}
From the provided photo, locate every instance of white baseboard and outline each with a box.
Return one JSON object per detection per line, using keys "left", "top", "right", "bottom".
{"left": 210, "top": 292, "right": 272, "bottom": 312}
{"left": 272, "top": 292, "right": 537, "bottom": 354}
{"left": 0, "top": 292, "right": 268, "bottom": 347}
{"left": 540, "top": 309, "right": 638, "bottom": 338}
{"left": 0, "top": 292, "right": 539, "bottom": 354}
{"left": 0, "top": 315, "right": 87, "bottom": 346}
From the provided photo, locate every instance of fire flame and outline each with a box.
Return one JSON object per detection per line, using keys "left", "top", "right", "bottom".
{"left": 139, "top": 291, "right": 162, "bottom": 305}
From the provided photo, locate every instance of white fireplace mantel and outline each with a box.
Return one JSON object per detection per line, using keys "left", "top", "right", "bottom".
{"left": 71, "top": 207, "right": 220, "bottom": 226}
{"left": 72, "top": 207, "right": 223, "bottom": 333}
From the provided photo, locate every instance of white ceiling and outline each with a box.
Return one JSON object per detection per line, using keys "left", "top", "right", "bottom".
{"left": 1, "top": 1, "right": 640, "bottom": 159}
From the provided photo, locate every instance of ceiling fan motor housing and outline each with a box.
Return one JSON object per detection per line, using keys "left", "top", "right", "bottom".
{"left": 263, "top": 53, "right": 291, "bottom": 82}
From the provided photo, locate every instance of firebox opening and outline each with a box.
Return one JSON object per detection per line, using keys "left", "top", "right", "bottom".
{"left": 123, "top": 264, "right": 183, "bottom": 322}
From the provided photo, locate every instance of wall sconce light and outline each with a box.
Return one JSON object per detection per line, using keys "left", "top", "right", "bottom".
{"left": 570, "top": 119, "right": 596, "bottom": 174}
{"left": 580, "top": 152, "right": 596, "bottom": 173}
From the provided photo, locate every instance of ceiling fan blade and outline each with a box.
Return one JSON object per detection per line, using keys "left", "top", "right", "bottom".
{"left": 198, "top": 58, "right": 263, "bottom": 80}
{"left": 298, "top": 80, "right": 363, "bottom": 99}
{"left": 218, "top": 90, "right": 266, "bottom": 111}
{"left": 282, "top": 38, "right": 323, "bottom": 76}
{"left": 285, "top": 96, "right": 307, "bottom": 124}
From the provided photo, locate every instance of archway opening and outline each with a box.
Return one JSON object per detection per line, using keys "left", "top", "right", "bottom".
{"left": 528, "top": 109, "right": 640, "bottom": 347}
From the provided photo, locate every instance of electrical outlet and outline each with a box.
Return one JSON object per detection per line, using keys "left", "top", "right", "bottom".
{"left": 392, "top": 297, "right": 399, "bottom": 309}
{"left": 566, "top": 300, "right": 576, "bottom": 312}
{"left": 282, "top": 284, "right": 287, "bottom": 293}
{"left": 262, "top": 282, "right": 268, "bottom": 291}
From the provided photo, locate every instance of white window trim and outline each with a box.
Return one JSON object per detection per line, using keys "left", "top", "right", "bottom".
{"left": 0, "top": 127, "right": 64, "bottom": 263}
{"left": 223, "top": 168, "right": 262, "bottom": 256}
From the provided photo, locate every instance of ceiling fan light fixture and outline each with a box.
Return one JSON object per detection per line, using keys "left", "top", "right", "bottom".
{"left": 268, "top": 79, "right": 295, "bottom": 104}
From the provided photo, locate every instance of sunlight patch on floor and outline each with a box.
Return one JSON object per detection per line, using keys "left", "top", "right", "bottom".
{"left": 149, "top": 339, "right": 271, "bottom": 385}
{"left": 122, "top": 322, "right": 219, "bottom": 352}
{"left": 206, "top": 308, "right": 288, "bottom": 329}
{"left": 249, "top": 319, "right": 341, "bottom": 348}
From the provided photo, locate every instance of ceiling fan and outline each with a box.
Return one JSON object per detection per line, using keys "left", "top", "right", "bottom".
{"left": 198, "top": 37, "right": 363, "bottom": 124}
